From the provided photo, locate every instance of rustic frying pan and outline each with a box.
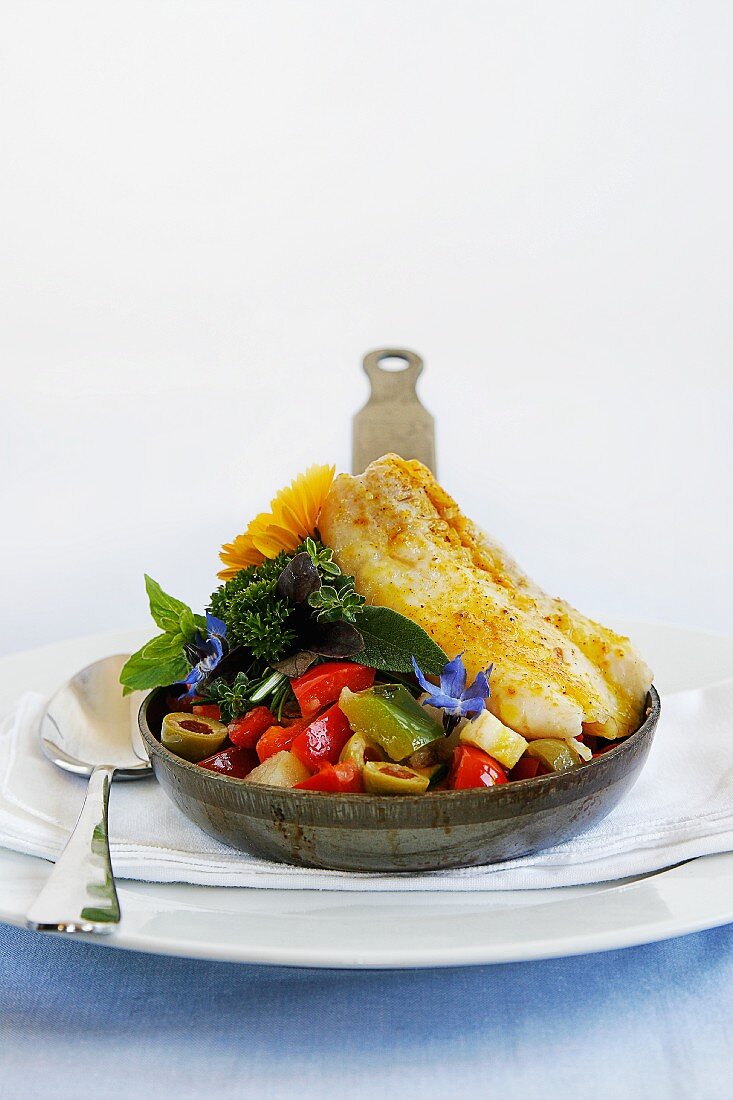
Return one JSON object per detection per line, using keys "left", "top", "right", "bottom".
{"left": 138, "top": 347, "right": 659, "bottom": 872}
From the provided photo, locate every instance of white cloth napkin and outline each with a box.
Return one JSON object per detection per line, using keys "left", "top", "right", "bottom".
{"left": 2, "top": 681, "right": 733, "bottom": 891}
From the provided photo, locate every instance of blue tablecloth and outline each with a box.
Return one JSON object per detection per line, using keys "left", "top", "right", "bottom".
{"left": 0, "top": 921, "right": 730, "bottom": 1099}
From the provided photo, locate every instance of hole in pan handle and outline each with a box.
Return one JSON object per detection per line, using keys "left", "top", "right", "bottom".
{"left": 362, "top": 347, "right": 423, "bottom": 385}
{"left": 353, "top": 347, "right": 436, "bottom": 475}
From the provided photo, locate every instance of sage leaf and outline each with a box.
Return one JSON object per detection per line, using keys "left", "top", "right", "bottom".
{"left": 355, "top": 606, "right": 447, "bottom": 675}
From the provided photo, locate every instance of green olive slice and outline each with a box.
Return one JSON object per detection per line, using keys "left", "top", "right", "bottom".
{"left": 362, "top": 761, "right": 430, "bottom": 795}
{"left": 161, "top": 712, "right": 228, "bottom": 763}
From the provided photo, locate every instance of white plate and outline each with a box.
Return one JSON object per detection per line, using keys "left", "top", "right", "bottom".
{"left": 2, "top": 620, "right": 733, "bottom": 968}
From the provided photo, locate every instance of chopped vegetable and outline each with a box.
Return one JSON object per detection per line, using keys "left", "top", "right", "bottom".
{"left": 412, "top": 762, "right": 449, "bottom": 788}
{"left": 458, "top": 710, "right": 528, "bottom": 769}
{"left": 243, "top": 750, "right": 312, "bottom": 788}
{"left": 294, "top": 761, "right": 363, "bottom": 792}
{"left": 362, "top": 761, "right": 430, "bottom": 795}
{"left": 291, "top": 661, "right": 375, "bottom": 719}
{"left": 569, "top": 736, "right": 593, "bottom": 762}
{"left": 339, "top": 730, "right": 385, "bottom": 768}
{"left": 161, "top": 712, "right": 228, "bottom": 763}
{"left": 448, "top": 745, "right": 507, "bottom": 789}
{"left": 228, "top": 706, "right": 276, "bottom": 749}
{"left": 508, "top": 755, "right": 543, "bottom": 781}
{"left": 256, "top": 720, "right": 307, "bottom": 762}
{"left": 198, "top": 746, "right": 259, "bottom": 779}
{"left": 407, "top": 744, "right": 440, "bottom": 769}
{"left": 525, "top": 738, "right": 583, "bottom": 773}
{"left": 290, "top": 705, "right": 353, "bottom": 770}
{"left": 192, "top": 703, "right": 222, "bottom": 720}
{"left": 338, "top": 684, "right": 443, "bottom": 762}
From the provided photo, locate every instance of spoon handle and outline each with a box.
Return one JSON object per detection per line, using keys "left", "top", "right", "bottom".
{"left": 26, "top": 765, "right": 121, "bottom": 934}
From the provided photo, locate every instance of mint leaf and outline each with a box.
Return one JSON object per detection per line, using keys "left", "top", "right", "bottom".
{"left": 139, "top": 632, "right": 185, "bottom": 661}
{"left": 119, "top": 576, "right": 206, "bottom": 695}
{"left": 355, "top": 606, "right": 447, "bottom": 675}
{"left": 178, "top": 606, "right": 206, "bottom": 643}
{"left": 145, "top": 575, "right": 191, "bottom": 634}
{"left": 119, "top": 633, "right": 189, "bottom": 695}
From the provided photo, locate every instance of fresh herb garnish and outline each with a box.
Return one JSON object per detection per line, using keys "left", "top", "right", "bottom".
{"left": 355, "top": 605, "right": 447, "bottom": 675}
{"left": 209, "top": 539, "right": 362, "bottom": 665}
{"left": 307, "top": 579, "right": 365, "bottom": 623}
{"left": 119, "top": 576, "right": 206, "bottom": 695}
{"left": 412, "top": 652, "right": 492, "bottom": 734}
{"left": 198, "top": 668, "right": 293, "bottom": 722}
{"left": 209, "top": 556, "right": 297, "bottom": 664}
{"left": 208, "top": 539, "right": 446, "bottom": 681}
{"left": 303, "top": 537, "right": 341, "bottom": 578}
{"left": 197, "top": 671, "right": 253, "bottom": 723}
{"left": 121, "top": 539, "right": 448, "bottom": 706}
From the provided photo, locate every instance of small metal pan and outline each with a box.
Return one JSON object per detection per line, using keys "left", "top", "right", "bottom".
{"left": 138, "top": 688, "right": 659, "bottom": 873}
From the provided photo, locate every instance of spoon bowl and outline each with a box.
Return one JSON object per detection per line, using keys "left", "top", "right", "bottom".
{"left": 39, "top": 654, "right": 150, "bottom": 778}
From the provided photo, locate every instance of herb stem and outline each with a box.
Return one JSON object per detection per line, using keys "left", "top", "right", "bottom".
{"left": 249, "top": 670, "right": 286, "bottom": 703}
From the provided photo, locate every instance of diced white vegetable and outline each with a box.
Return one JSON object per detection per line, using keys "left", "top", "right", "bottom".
{"left": 243, "top": 750, "right": 311, "bottom": 788}
{"left": 459, "top": 710, "right": 528, "bottom": 769}
{"left": 568, "top": 736, "right": 592, "bottom": 762}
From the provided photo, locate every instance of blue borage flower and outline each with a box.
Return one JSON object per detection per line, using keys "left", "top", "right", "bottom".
{"left": 411, "top": 652, "right": 492, "bottom": 724}
{"left": 181, "top": 613, "right": 227, "bottom": 699}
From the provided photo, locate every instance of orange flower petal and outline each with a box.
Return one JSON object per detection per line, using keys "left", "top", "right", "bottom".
{"left": 218, "top": 464, "right": 336, "bottom": 580}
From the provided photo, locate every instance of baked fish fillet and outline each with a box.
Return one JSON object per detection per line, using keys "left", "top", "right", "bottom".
{"left": 319, "top": 454, "right": 652, "bottom": 742}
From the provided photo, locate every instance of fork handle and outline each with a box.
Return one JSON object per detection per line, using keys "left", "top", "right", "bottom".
{"left": 26, "top": 764, "right": 121, "bottom": 934}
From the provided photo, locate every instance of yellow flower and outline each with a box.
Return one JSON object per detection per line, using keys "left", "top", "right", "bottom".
{"left": 218, "top": 464, "right": 336, "bottom": 580}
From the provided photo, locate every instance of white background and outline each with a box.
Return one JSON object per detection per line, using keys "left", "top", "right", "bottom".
{"left": 1, "top": 0, "right": 731, "bottom": 659}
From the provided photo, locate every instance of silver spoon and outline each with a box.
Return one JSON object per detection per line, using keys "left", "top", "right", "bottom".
{"left": 26, "top": 654, "right": 151, "bottom": 935}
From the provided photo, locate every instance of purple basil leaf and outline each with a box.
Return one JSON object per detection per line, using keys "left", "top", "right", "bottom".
{"left": 272, "top": 650, "right": 321, "bottom": 678}
{"left": 307, "top": 621, "right": 365, "bottom": 658}
{"left": 276, "top": 553, "right": 322, "bottom": 604}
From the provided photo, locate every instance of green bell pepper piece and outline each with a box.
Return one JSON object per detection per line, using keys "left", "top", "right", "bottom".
{"left": 339, "top": 684, "right": 443, "bottom": 762}
{"left": 526, "top": 738, "right": 582, "bottom": 773}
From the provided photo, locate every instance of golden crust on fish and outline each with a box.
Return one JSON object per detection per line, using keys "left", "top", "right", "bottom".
{"left": 319, "top": 455, "right": 652, "bottom": 742}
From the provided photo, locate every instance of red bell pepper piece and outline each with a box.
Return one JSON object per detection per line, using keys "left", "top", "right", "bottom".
{"left": 166, "top": 693, "right": 194, "bottom": 713}
{"left": 449, "top": 745, "right": 508, "bottom": 789}
{"left": 508, "top": 756, "right": 541, "bottom": 781}
{"left": 592, "top": 741, "right": 621, "bottom": 757}
{"left": 228, "top": 706, "right": 276, "bottom": 749}
{"left": 291, "top": 661, "right": 375, "bottom": 720}
{"left": 193, "top": 703, "right": 222, "bottom": 721}
{"left": 291, "top": 705, "right": 353, "bottom": 770}
{"left": 255, "top": 719, "right": 308, "bottom": 762}
{"left": 197, "top": 746, "right": 259, "bottom": 779}
{"left": 294, "top": 761, "right": 363, "bottom": 793}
